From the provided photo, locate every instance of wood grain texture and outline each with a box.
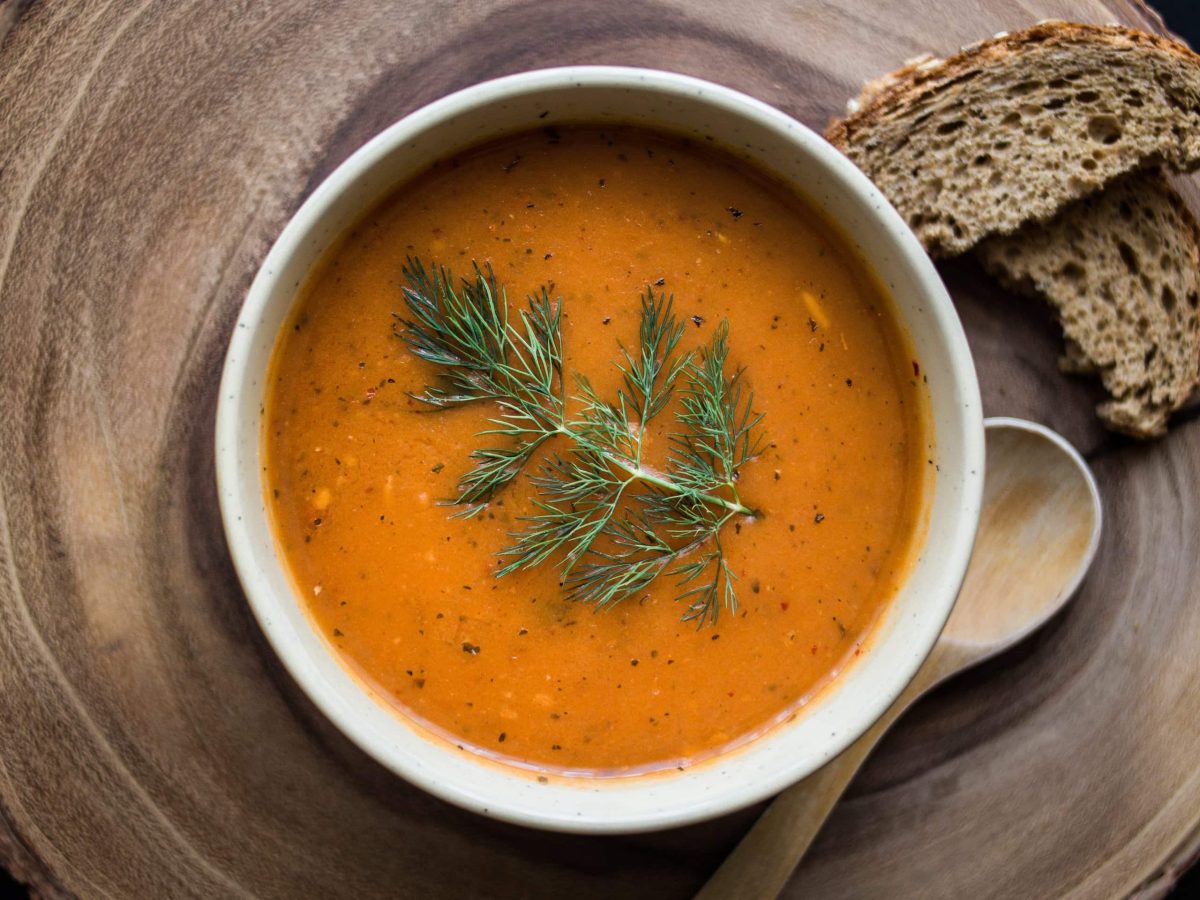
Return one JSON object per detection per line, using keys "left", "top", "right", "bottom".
{"left": 0, "top": 1, "right": 1195, "bottom": 897}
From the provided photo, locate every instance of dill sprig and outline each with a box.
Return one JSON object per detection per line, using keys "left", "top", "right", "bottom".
{"left": 394, "top": 258, "right": 765, "bottom": 626}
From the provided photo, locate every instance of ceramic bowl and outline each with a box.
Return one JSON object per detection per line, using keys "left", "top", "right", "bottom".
{"left": 216, "top": 66, "right": 984, "bottom": 833}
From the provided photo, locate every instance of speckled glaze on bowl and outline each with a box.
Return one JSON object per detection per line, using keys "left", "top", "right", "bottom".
{"left": 215, "top": 67, "right": 984, "bottom": 834}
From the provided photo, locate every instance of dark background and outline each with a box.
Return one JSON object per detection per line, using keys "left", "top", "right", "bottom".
{"left": 1156, "top": 0, "right": 1195, "bottom": 39}
{"left": 1, "top": 2, "right": 1197, "bottom": 898}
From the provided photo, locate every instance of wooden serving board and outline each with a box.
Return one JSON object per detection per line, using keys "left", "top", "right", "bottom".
{"left": 2, "top": 1, "right": 1197, "bottom": 897}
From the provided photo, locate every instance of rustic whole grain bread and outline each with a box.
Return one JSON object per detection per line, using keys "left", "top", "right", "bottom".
{"left": 826, "top": 22, "right": 1200, "bottom": 257}
{"left": 978, "top": 169, "right": 1200, "bottom": 437}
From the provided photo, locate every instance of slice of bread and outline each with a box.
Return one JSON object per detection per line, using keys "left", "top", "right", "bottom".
{"left": 826, "top": 22, "right": 1200, "bottom": 256}
{"left": 977, "top": 169, "right": 1200, "bottom": 437}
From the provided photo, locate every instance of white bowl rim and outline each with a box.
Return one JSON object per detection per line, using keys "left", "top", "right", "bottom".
{"left": 215, "top": 65, "right": 985, "bottom": 833}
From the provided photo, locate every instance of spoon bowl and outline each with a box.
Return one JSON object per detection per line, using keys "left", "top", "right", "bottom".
{"left": 698, "top": 417, "right": 1103, "bottom": 900}
{"left": 943, "top": 417, "right": 1101, "bottom": 651}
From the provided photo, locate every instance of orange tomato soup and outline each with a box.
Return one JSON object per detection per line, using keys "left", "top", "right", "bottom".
{"left": 264, "top": 126, "right": 929, "bottom": 773}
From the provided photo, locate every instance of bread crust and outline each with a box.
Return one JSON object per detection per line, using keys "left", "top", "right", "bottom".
{"left": 827, "top": 21, "right": 1200, "bottom": 150}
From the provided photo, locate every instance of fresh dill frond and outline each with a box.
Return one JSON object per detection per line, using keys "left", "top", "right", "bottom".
{"left": 395, "top": 257, "right": 765, "bottom": 626}
{"left": 395, "top": 258, "right": 564, "bottom": 515}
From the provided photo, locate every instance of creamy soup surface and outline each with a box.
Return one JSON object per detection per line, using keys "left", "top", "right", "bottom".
{"left": 265, "top": 125, "right": 930, "bottom": 773}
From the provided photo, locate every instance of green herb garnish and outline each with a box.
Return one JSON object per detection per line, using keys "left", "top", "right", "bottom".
{"left": 395, "top": 258, "right": 765, "bottom": 626}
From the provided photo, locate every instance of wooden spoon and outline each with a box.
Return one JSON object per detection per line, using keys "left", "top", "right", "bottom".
{"left": 697, "top": 416, "right": 1103, "bottom": 900}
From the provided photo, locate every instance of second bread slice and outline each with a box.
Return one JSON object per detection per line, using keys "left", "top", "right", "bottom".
{"left": 978, "top": 169, "right": 1200, "bottom": 437}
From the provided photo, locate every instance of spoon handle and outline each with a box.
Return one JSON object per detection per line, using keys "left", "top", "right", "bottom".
{"left": 695, "top": 646, "right": 962, "bottom": 900}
